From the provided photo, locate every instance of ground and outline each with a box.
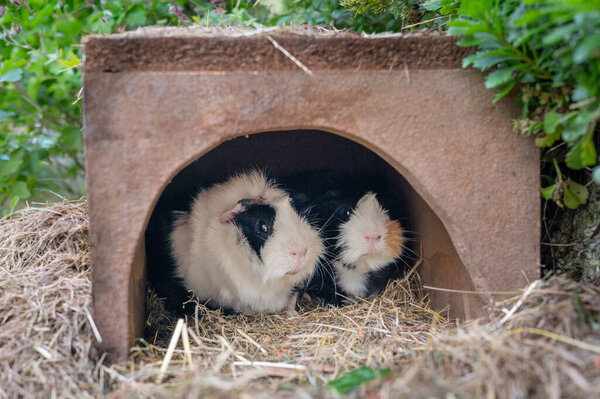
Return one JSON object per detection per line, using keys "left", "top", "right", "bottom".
{"left": 0, "top": 201, "right": 599, "bottom": 398}
{"left": 545, "top": 184, "right": 600, "bottom": 283}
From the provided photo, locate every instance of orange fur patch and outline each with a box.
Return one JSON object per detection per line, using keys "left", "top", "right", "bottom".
{"left": 384, "top": 219, "right": 405, "bottom": 256}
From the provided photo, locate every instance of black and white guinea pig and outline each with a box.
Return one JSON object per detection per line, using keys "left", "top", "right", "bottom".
{"left": 169, "top": 171, "right": 324, "bottom": 315}
{"left": 281, "top": 169, "right": 407, "bottom": 305}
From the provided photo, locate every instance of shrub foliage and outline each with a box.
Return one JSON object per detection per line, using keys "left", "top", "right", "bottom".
{"left": 0, "top": 0, "right": 406, "bottom": 212}
{"left": 447, "top": 0, "right": 600, "bottom": 209}
{"left": 344, "top": 0, "right": 600, "bottom": 209}
{"left": 2, "top": 0, "right": 598, "bottom": 211}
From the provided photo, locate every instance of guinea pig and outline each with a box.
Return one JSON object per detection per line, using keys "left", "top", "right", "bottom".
{"left": 169, "top": 171, "right": 324, "bottom": 315}
{"left": 332, "top": 192, "right": 405, "bottom": 299}
{"left": 280, "top": 169, "right": 409, "bottom": 305}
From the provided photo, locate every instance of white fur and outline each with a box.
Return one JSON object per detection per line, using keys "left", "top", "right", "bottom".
{"left": 170, "top": 171, "right": 323, "bottom": 314}
{"left": 333, "top": 260, "right": 370, "bottom": 298}
{"left": 334, "top": 193, "right": 400, "bottom": 297}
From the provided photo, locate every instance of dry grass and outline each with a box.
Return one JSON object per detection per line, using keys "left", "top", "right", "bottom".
{"left": 0, "top": 200, "right": 97, "bottom": 398}
{"left": 1, "top": 201, "right": 599, "bottom": 398}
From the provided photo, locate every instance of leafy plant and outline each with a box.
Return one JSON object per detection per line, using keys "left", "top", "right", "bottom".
{"left": 0, "top": 0, "right": 414, "bottom": 213}
{"left": 273, "top": 0, "right": 404, "bottom": 32}
{"left": 0, "top": 1, "right": 189, "bottom": 211}
{"left": 343, "top": 0, "right": 600, "bottom": 208}
{"left": 447, "top": 0, "right": 600, "bottom": 207}
{"left": 422, "top": 0, "right": 462, "bottom": 16}
{"left": 7, "top": 0, "right": 597, "bottom": 211}
{"left": 341, "top": 0, "right": 460, "bottom": 28}
{"left": 327, "top": 366, "right": 391, "bottom": 395}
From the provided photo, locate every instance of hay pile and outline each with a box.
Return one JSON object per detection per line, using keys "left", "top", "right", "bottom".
{"left": 1, "top": 201, "right": 599, "bottom": 398}
{"left": 0, "top": 201, "right": 97, "bottom": 398}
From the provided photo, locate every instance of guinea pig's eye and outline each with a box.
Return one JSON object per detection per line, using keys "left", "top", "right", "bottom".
{"left": 342, "top": 208, "right": 352, "bottom": 217}
{"left": 258, "top": 221, "right": 270, "bottom": 234}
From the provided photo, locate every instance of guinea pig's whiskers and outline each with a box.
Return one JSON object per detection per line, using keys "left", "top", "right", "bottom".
{"left": 302, "top": 204, "right": 319, "bottom": 225}
{"left": 320, "top": 261, "right": 337, "bottom": 292}
{"left": 321, "top": 249, "right": 336, "bottom": 259}
{"left": 399, "top": 230, "right": 422, "bottom": 237}
{"left": 312, "top": 262, "right": 325, "bottom": 291}
{"left": 399, "top": 228, "right": 420, "bottom": 233}
{"left": 317, "top": 205, "right": 346, "bottom": 234}
{"left": 399, "top": 253, "right": 421, "bottom": 262}
{"left": 322, "top": 236, "right": 337, "bottom": 245}
{"left": 399, "top": 244, "right": 421, "bottom": 259}
{"left": 316, "top": 263, "right": 330, "bottom": 292}
{"left": 332, "top": 232, "right": 347, "bottom": 249}
{"left": 395, "top": 254, "right": 414, "bottom": 269}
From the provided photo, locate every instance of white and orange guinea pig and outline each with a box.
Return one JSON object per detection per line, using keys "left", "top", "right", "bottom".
{"left": 281, "top": 169, "right": 406, "bottom": 305}
{"left": 169, "top": 171, "right": 324, "bottom": 315}
{"left": 333, "top": 192, "right": 405, "bottom": 299}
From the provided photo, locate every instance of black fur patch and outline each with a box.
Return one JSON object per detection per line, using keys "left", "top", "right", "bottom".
{"left": 231, "top": 204, "right": 276, "bottom": 258}
{"left": 145, "top": 211, "right": 196, "bottom": 317}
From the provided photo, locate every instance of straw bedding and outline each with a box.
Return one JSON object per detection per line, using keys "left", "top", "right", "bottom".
{"left": 0, "top": 201, "right": 599, "bottom": 398}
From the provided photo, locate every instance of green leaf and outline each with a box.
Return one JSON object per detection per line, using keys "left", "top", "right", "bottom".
{"left": 542, "top": 23, "right": 578, "bottom": 46}
{"left": 515, "top": 8, "right": 542, "bottom": 26}
{"left": 448, "top": 20, "right": 490, "bottom": 36}
{"left": 485, "top": 66, "right": 517, "bottom": 89}
{"left": 492, "top": 79, "right": 518, "bottom": 103}
{"left": 0, "top": 154, "right": 23, "bottom": 177}
{"left": 592, "top": 166, "right": 600, "bottom": 185}
{"left": 0, "top": 68, "right": 23, "bottom": 82}
{"left": 423, "top": 1, "right": 442, "bottom": 12}
{"left": 543, "top": 111, "right": 561, "bottom": 134}
{"left": 0, "top": 110, "right": 15, "bottom": 122}
{"left": 562, "top": 120, "right": 588, "bottom": 145}
{"left": 26, "top": 75, "right": 42, "bottom": 103}
{"left": 440, "top": 0, "right": 460, "bottom": 15}
{"left": 574, "top": 33, "right": 600, "bottom": 64}
{"left": 568, "top": 181, "right": 589, "bottom": 205}
{"left": 565, "top": 132, "right": 597, "bottom": 169}
{"left": 31, "top": 3, "right": 54, "bottom": 26}
{"left": 328, "top": 366, "right": 391, "bottom": 395}
{"left": 464, "top": 50, "right": 519, "bottom": 71}
{"left": 563, "top": 185, "right": 582, "bottom": 209}
{"left": 535, "top": 131, "right": 560, "bottom": 148}
{"left": 577, "top": 133, "right": 598, "bottom": 166}
{"left": 458, "top": 0, "right": 492, "bottom": 20}
{"left": 58, "top": 51, "right": 81, "bottom": 69}
{"left": 126, "top": 7, "right": 147, "bottom": 26}
{"left": 572, "top": 85, "right": 594, "bottom": 102}
{"left": 10, "top": 181, "right": 31, "bottom": 200}
{"left": 457, "top": 34, "right": 498, "bottom": 48}
{"left": 61, "top": 128, "right": 83, "bottom": 151}
{"left": 511, "top": 20, "right": 555, "bottom": 47}
{"left": 541, "top": 184, "right": 557, "bottom": 200}
{"left": 9, "top": 196, "right": 20, "bottom": 212}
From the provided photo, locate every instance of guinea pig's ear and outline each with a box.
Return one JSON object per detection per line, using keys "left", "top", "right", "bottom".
{"left": 219, "top": 197, "right": 264, "bottom": 223}
{"left": 356, "top": 191, "right": 378, "bottom": 207}
{"left": 219, "top": 202, "right": 246, "bottom": 223}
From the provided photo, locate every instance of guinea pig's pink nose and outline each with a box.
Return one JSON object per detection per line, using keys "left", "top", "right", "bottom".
{"left": 364, "top": 234, "right": 382, "bottom": 254}
{"left": 290, "top": 248, "right": 308, "bottom": 259}
{"left": 290, "top": 248, "right": 307, "bottom": 270}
